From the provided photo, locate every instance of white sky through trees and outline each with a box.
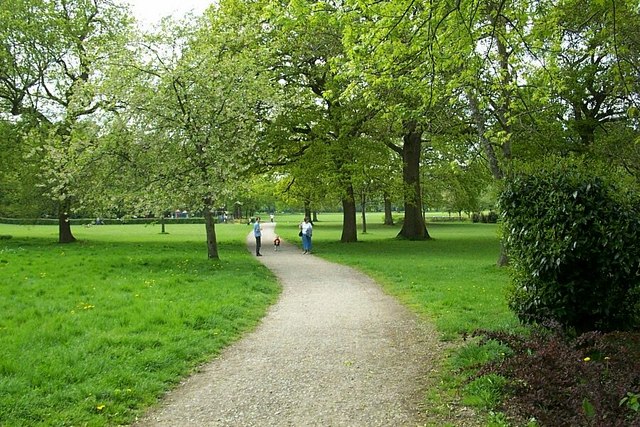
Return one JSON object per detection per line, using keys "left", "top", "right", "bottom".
{"left": 125, "top": 0, "right": 212, "bottom": 26}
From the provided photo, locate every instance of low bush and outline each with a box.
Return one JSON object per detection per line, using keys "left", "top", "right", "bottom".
{"left": 0, "top": 217, "right": 210, "bottom": 226}
{"left": 500, "top": 159, "right": 640, "bottom": 333}
{"left": 473, "top": 325, "right": 640, "bottom": 426}
{"left": 472, "top": 211, "right": 499, "bottom": 223}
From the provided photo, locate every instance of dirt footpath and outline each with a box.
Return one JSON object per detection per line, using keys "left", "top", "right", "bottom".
{"left": 133, "top": 222, "right": 452, "bottom": 426}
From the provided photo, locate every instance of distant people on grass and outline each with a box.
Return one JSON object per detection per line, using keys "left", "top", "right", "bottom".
{"left": 299, "top": 217, "right": 313, "bottom": 254}
{"left": 270, "top": 213, "right": 274, "bottom": 223}
{"left": 174, "top": 210, "right": 188, "bottom": 219}
{"left": 253, "top": 217, "right": 262, "bottom": 256}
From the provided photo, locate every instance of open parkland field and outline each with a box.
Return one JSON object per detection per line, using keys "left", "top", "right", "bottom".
{"left": 0, "top": 214, "right": 516, "bottom": 425}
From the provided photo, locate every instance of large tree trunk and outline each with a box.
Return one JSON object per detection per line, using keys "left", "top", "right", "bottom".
{"left": 383, "top": 192, "right": 394, "bottom": 225}
{"left": 58, "top": 199, "right": 76, "bottom": 243}
{"left": 304, "top": 200, "right": 311, "bottom": 221}
{"left": 397, "top": 122, "right": 429, "bottom": 240}
{"left": 203, "top": 206, "right": 219, "bottom": 259}
{"left": 341, "top": 183, "right": 357, "bottom": 243}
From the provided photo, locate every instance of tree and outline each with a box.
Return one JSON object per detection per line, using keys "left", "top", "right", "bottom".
{"left": 123, "top": 2, "right": 272, "bottom": 259}
{"left": 262, "top": 0, "right": 379, "bottom": 243}
{"left": 0, "top": 0, "right": 134, "bottom": 242}
{"left": 342, "top": 0, "right": 474, "bottom": 240}
{"left": 518, "top": 0, "right": 640, "bottom": 192}
{"left": 351, "top": 137, "right": 399, "bottom": 233}
{"left": 271, "top": 143, "right": 337, "bottom": 220}
{"left": 432, "top": 141, "right": 493, "bottom": 219}
{"left": 0, "top": 119, "right": 53, "bottom": 217}
{"left": 537, "top": 0, "right": 639, "bottom": 148}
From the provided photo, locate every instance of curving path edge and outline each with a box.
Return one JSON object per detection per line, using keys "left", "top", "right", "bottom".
{"left": 133, "top": 222, "right": 446, "bottom": 426}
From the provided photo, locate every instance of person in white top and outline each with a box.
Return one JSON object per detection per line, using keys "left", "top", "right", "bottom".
{"left": 300, "top": 216, "right": 313, "bottom": 254}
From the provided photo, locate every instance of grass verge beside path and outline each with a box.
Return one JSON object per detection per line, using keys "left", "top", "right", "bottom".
{"left": 0, "top": 223, "right": 280, "bottom": 427}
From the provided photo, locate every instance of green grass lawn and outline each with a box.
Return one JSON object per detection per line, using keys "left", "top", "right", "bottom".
{"left": 0, "top": 222, "right": 280, "bottom": 426}
{"left": 1, "top": 214, "right": 516, "bottom": 426}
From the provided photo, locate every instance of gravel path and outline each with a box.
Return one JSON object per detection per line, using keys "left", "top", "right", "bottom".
{"left": 133, "top": 222, "right": 448, "bottom": 426}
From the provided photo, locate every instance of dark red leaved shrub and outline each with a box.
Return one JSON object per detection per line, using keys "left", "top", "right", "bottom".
{"left": 474, "top": 325, "right": 640, "bottom": 426}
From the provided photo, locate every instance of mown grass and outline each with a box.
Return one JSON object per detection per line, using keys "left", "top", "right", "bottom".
{"left": 2, "top": 214, "right": 517, "bottom": 426}
{"left": 0, "top": 222, "right": 279, "bottom": 426}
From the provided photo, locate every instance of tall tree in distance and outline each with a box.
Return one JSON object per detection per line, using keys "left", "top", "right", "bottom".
{"left": 342, "top": 0, "right": 465, "bottom": 240}
{"left": 262, "top": 0, "right": 378, "bottom": 243}
{"left": 125, "top": 1, "right": 273, "bottom": 259}
{"left": 0, "top": 0, "right": 134, "bottom": 242}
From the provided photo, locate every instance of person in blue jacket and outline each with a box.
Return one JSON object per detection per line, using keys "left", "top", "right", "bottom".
{"left": 253, "top": 217, "right": 262, "bottom": 256}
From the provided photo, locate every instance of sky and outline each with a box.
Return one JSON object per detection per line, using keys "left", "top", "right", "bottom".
{"left": 125, "top": 0, "right": 212, "bottom": 27}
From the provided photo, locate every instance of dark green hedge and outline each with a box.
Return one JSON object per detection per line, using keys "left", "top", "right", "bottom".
{"left": 0, "top": 217, "right": 208, "bottom": 225}
{"left": 500, "top": 160, "right": 640, "bottom": 333}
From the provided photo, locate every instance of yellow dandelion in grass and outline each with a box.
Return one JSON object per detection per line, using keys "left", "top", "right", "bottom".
{"left": 96, "top": 404, "right": 105, "bottom": 411}
{"left": 583, "top": 357, "right": 591, "bottom": 362}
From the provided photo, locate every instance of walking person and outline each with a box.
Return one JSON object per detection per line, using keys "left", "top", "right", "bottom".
{"left": 300, "top": 216, "right": 313, "bottom": 254}
{"left": 253, "top": 217, "right": 262, "bottom": 256}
